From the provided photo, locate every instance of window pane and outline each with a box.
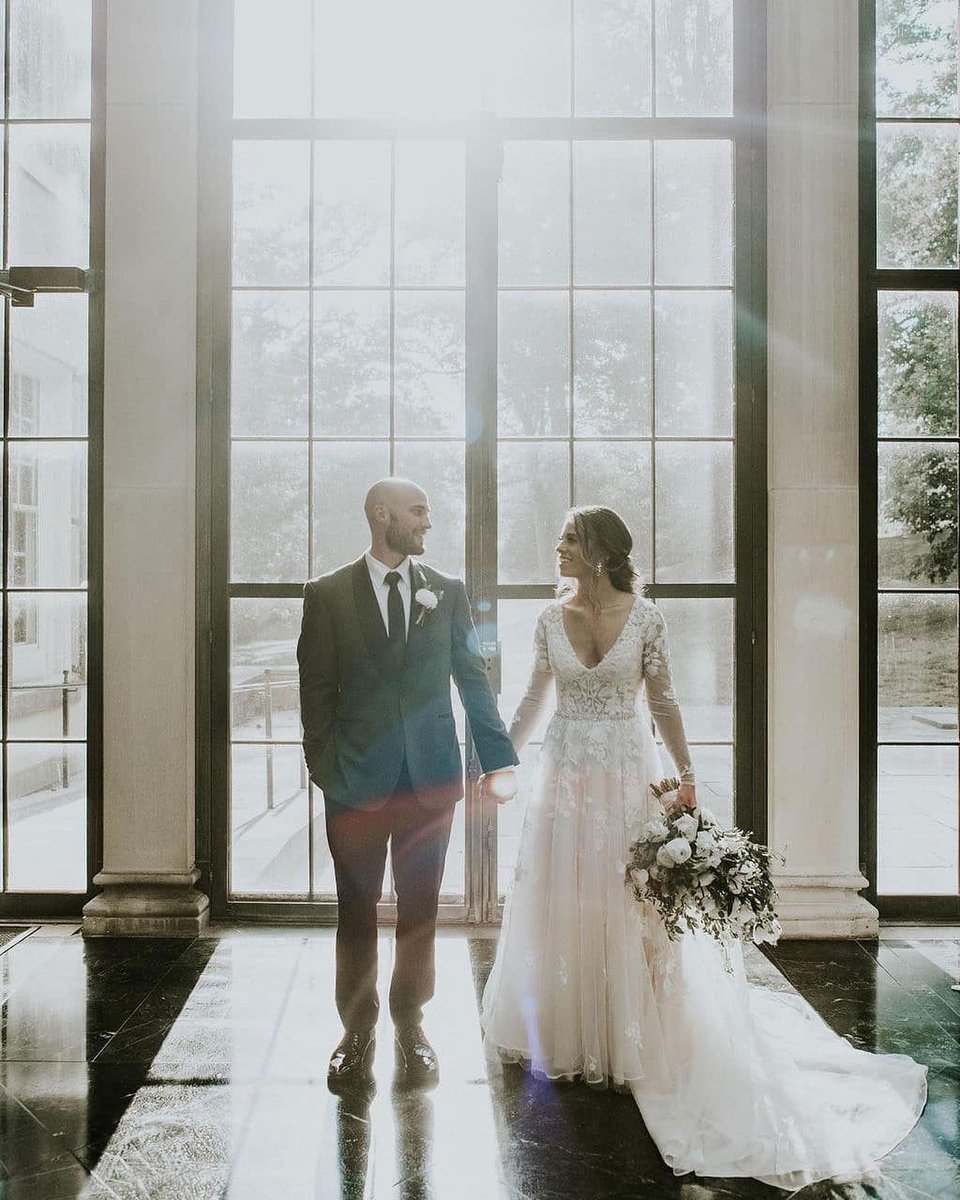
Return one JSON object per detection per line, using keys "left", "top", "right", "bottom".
{"left": 573, "top": 442, "right": 652, "bottom": 580}
{"left": 877, "top": 123, "right": 959, "bottom": 270}
{"left": 489, "top": 0, "right": 571, "bottom": 116}
{"left": 656, "top": 598, "right": 733, "bottom": 740}
{"left": 233, "top": 141, "right": 310, "bottom": 287}
{"left": 312, "top": 441, "right": 390, "bottom": 574}
{"left": 655, "top": 140, "right": 733, "bottom": 285}
{"left": 232, "top": 442, "right": 308, "bottom": 583}
{"left": 234, "top": 0, "right": 311, "bottom": 118}
{"left": 878, "top": 291, "right": 958, "bottom": 437}
{"left": 231, "top": 743, "right": 309, "bottom": 895}
{"left": 313, "top": 291, "right": 390, "bottom": 437}
{"left": 231, "top": 598, "right": 303, "bottom": 742}
{"left": 655, "top": 290, "right": 733, "bottom": 436}
{"left": 8, "top": 743, "right": 86, "bottom": 891}
{"left": 395, "top": 142, "right": 465, "bottom": 287}
{"left": 232, "top": 291, "right": 309, "bottom": 437}
{"left": 879, "top": 745, "right": 958, "bottom": 896}
{"left": 8, "top": 442, "right": 87, "bottom": 588}
{"left": 8, "top": 593, "right": 87, "bottom": 740}
{"left": 10, "top": 0, "right": 91, "bottom": 118}
{"left": 574, "top": 0, "right": 652, "bottom": 117}
{"left": 879, "top": 442, "right": 958, "bottom": 589}
{"left": 393, "top": 441, "right": 465, "bottom": 576}
{"left": 314, "top": 142, "right": 391, "bottom": 286}
{"left": 394, "top": 292, "right": 465, "bottom": 437}
{"left": 574, "top": 291, "right": 651, "bottom": 436}
{"left": 314, "top": 0, "right": 480, "bottom": 118}
{"left": 573, "top": 141, "right": 651, "bottom": 285}
{"left": 499, "top": 142, "right": 570, "bottom": 287}
{"left": 498, "top": 291, "right": 569, "bottom": 437}
{"left": 441, "top": 798, "right": 465, "bottom": 901}
{"left": 689, "top": 743, "right": 733, "bottom": 828}
{"left": 655, "top": 441, "right": 733, "bottom": 582}
{"left": 876, "top": 0, "right": 959, "bottom": 118}
{"left": 878, "top": 593, "right": 958, "bottom": 742}
{"left": 498, "top": 599, "right": 551, "bottom": 894}
{"left": 9, "top": 123, "right": 90, "bottom": 266}
{"left": 10, "top": 296, "right": 88, "bottom": 437}
{"left": 499, "top": 599, "right": 550, "bottom": 721}
{"left": 654, "top": 0, "right": 733, "bottom": 117}
{"left": 499, "top": 443, "right": 570, "bottom": 584}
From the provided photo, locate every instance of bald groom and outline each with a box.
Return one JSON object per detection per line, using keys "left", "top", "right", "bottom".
{"left": 297, "top": 478, "right": 518, "bottom": 1090}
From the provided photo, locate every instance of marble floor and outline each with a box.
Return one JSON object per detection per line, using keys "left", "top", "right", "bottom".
{"left": 0, "top": 926, "right": 957, "bottom": 1199}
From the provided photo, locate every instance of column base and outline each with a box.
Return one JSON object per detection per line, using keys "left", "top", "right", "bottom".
{"left": 82, "top": 869, "right": 210, "bottom": 937}
{"left": 774, "top": 873, "right": 878, "bottom": 939}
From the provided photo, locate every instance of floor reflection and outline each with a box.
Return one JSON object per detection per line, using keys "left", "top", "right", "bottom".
{"left": 0, "top": 928, "right": 952, "bottom": 1198}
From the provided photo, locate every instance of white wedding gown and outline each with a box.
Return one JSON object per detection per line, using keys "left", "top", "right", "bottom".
{"left": 481, "top": 598, "right": 927, "bottom": 1191}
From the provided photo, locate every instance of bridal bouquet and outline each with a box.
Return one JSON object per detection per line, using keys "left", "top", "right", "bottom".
{"left": 626, "top": 778, "right": 783, "bottom": 948}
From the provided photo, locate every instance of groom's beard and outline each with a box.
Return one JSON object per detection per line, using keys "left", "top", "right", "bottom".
{"left": 385, "top": 516, "right": 424, "bottom": 558}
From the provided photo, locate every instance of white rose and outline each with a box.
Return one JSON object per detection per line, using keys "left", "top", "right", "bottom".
{"left": 663, "top": 837, "right": 692, "bottom": 866}
{"left": 695, "top": 830, "right": 716, "bottom": 853}
{"left": 656, "top": 845, "right": 676, "bottom": 868}
{"left": 697, "top": 806, "right": 718, "bottom": 827}
{"left": 415, "top": 588, "right": 439, "bottom": 610}
{"left": 641, "top": 818, "right": 669, "bottom": 843}
{"left": 629, "top": 867, "right": 649, "bottom": 888}
{"left": 674, "top": 813, "right": 699, "bottom": 841}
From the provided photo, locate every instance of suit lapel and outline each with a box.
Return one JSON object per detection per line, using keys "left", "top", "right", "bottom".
{"left": 351, "top": 557, "right": 389, "bottom": 659}
{"left": 406, "top": 562, "right": 428, "bottom": 655}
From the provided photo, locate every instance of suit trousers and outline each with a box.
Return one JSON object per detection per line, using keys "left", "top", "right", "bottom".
{"left": 324, "top": 762, "right": 455, "bottom": 1033}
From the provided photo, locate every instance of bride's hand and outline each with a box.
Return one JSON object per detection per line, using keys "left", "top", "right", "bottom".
{"left": 666, "top": 783, "right": 697, "bottom": 814}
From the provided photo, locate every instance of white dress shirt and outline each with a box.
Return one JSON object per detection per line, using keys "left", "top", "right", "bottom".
{"left": 364, "top": 551, "right": 412, "bottom": 638}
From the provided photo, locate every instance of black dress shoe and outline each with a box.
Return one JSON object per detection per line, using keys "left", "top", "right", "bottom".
{"left": 394, "top": 1024, "right": 439, "bottom": 1089}
{"left": 328, "top": 1029, "right": 376, "bottom": 1091}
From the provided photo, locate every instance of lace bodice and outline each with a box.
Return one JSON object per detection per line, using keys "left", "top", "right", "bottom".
{"left": 508, "top": 597, "right": 695, "bottom": 783}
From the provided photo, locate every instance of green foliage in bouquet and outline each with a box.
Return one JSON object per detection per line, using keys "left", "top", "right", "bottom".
{"left": 625, "top": 778, "right": 783, "bottom": 948}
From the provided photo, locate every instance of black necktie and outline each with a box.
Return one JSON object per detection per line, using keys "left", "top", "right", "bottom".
{"left": 384, "top": 571, "right": 405, "bottom": 647}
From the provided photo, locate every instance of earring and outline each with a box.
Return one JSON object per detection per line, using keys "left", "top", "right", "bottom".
{"left": 594, "top": 561, "right": 603, "bottom": 577}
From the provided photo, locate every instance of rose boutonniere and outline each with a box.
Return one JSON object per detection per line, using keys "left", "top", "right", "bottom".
{"left": 414, "top": 587, "right": 443, "bottom": 626}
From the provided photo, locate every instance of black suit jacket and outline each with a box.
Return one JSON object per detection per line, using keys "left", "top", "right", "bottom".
{"left": 297, "top": 557, "right": 518, "bottom": 809}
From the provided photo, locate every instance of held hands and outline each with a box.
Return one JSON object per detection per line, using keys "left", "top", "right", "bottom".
{"left": 479, "top": 768, "right": 518, "bottom": 805}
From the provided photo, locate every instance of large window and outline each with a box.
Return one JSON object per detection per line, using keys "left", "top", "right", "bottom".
{"left": 0, "top": 0, "right": 100, "bottom": 907}
{"left": 202, "top": 0, "right": 766, "bottom": 920}
{"left": 863, "top": 0, "right": 960, "bottom": 913}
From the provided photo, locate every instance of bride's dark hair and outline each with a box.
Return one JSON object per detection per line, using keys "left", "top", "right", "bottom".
{"left": 556, "top": 505, "right": 644, "bottom": 600}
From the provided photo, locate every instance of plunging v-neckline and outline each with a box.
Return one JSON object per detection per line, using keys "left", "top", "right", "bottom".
{"left": 559, "top": 597, "right": 638, "bottom": 672}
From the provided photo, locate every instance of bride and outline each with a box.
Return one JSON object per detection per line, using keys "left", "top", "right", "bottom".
{"left": 481, "top": 505, "right": 926, "bottom": 1191}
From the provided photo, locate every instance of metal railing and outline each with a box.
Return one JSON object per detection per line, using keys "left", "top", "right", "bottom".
{"left": 232, "top": 667, "right": 307, "bottom": 810}
{"left": 8, "top": 670, "right": 81, "bottom": 787}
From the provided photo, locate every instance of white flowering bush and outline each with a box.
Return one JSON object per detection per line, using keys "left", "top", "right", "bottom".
{"left": 626, "top": 778, "right": 782, "bottom": 949}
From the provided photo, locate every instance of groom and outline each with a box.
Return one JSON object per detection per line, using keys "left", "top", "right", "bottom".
{"left": 297, "top": 478, "right": 518, "bottom": 1089}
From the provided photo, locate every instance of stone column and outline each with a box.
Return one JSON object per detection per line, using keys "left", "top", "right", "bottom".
{"left": 82, "top": 1, "right": 207, "bottom": 936}
{"left": 766, "top": 0, "right": 877, "bottom": 937}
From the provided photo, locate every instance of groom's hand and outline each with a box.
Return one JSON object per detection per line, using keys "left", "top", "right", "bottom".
{"left": 479, "top": 768, "right": 518, "bottom": 804}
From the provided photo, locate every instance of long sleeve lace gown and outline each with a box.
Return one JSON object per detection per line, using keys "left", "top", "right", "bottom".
{"left": 480, "top": 597, "right": 926, "bottom": 1191}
